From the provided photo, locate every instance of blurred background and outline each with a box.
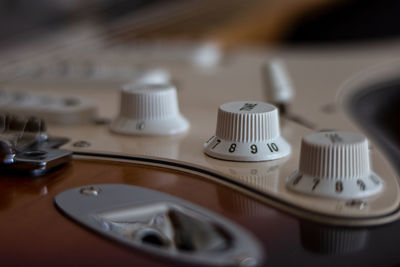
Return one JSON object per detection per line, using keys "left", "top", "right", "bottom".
{"left": 1, "top": 0, "right": 400, "bottom": 49}
{"left": 1, "top": 0, "right": 400, "bottom": 87}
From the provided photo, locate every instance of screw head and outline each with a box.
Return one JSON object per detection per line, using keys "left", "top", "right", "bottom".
{"left": 73, "top": 140, "right": 91, "bottom": 147}
{"left": 80, "top": 186, "right": 101, "bottom": 196}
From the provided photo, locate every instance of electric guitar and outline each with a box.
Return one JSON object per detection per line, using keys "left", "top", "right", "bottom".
{"left": 1, "top": 37, "right": 400, "bottom": 266}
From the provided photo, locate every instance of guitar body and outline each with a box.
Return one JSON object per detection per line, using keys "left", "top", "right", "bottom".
{"left": 1, "top": 30, "right": 400, "bottom": 266}
{"left": 0, "top": 158, "right": 281, "bottom": 266}
{"left": 2, "top": 158, "right": 400, "bottom": 266}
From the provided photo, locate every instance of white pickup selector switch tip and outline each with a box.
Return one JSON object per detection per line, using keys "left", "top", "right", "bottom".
{"left": 204, "top": 101, "right": 290, "bottom": 161}
{"left": 110, "top": 84, "right": 189, "bottom": 135}
{"left": 287, "top": 131, "right": 383, "bottom": 199}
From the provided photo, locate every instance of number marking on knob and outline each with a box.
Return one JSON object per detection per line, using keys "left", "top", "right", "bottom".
{"left": 204, "top": 101, "right": 290, "bottom": 162}
{"left": 335, "top": 181, "right": 343, "bottom": 193}
{"left": 292, "top": 174, "right": 303, "bottom": 186}
{"left": 325, "top": 133, "right": 343, "bottom": 143}
{"left": 357, "top": 179, "right": 366, "bottom": 191}
{"left": 267, "top": 143, "right": 279, "bottom": 152}
{"left": 211, "top": 138, "right": 221, "bottom": 149}
{"left": 250, "top": 144, "right": 258, "bottom": 154}
{"left": 239, "top": 103, "right": 258, "bottom": 111}
{"left": 287, "top": 131, "right": 383, "bottom": 199}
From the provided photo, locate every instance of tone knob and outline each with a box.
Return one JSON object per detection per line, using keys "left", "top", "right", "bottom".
{"left": 287, "top": 131, "right": 383, "bottom": 199}
{"left": 204, "top": 101, "right": 290, "bottom": 161}
{"left": 110, "top": 84, "right": 189, "bottom": 135}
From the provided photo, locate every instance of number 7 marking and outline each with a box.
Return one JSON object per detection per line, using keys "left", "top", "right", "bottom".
{"left": 211, "top": 139, "right": 221, "bottom": 149}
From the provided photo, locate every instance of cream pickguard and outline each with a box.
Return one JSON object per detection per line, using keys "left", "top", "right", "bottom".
{"left": 2, "top": 37, "right": 400, "bottom": 226}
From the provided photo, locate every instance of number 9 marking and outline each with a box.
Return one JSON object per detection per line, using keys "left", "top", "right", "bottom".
{"left": 250, "top": 144, "right": 258, "bottom": 154}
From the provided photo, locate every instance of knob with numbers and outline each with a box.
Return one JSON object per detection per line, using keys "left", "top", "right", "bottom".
{"left": 287, "top": 131, "right": 383, "bottom": 199}
{"left": 204, "top": 101, "right": 291, "bottom": 161}
{"left": 110, "top": 84, "right": 189, "bottom": 136}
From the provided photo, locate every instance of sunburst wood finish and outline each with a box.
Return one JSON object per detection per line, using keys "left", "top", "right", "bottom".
{"left": 0, "top": 159, "right": 292, "bottom": 266}
{"left": 3, "top": 158, "right": 400, "bottom": 266}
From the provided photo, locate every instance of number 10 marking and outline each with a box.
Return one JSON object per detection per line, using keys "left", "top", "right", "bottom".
{"left": 267, "top": 143, "right": 279, "bottom": 152}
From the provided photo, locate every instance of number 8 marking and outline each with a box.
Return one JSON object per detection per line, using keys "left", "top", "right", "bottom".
{"left": 229, "top": 143, "right": 237, "bottom": 153}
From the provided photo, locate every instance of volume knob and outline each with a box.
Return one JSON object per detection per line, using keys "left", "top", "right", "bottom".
{"left": 110, "top": 84, "right": 189, "bottom": 135}
{"left": 287, "top": 131, "right": 383, "bottom": 199}
{"left": 204, "top": 101, "right": 290, "bottom": 161}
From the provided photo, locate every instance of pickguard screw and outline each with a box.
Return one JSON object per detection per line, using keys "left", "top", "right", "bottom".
{"left": 80, "top": 186, "right": 101, "bottom": 196}
{"left": 72, "top": 140, "right": 91, "bottom": 147}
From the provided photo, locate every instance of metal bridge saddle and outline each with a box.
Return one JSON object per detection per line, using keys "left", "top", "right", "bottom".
{"left": 0, "top": 114, "right": 72, "bottom": 176}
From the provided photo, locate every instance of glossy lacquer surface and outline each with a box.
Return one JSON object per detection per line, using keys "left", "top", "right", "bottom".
{"left": 2, "top": 28, "right": 400, "bottom": 266}
{"left": 0, "top": 158, "right": 400, "bottom": 266}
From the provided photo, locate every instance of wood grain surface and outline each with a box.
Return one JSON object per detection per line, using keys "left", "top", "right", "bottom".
{"left": 0, "top": 158, "right": 295, "bottom": 266}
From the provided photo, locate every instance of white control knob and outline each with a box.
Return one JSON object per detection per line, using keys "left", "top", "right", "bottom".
{"left": 204, "top": 101, "right": 290, "bottom": 161}
{"left": 110, "top": 84, "right": 189, "bottom": 135}
{"left": 287, "top": 131, "right": 383, "bottom": 199}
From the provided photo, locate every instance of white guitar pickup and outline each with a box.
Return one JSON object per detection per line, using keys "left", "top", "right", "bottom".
{"left": 0, "top": 91, "right": 97, "bottom": 125}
